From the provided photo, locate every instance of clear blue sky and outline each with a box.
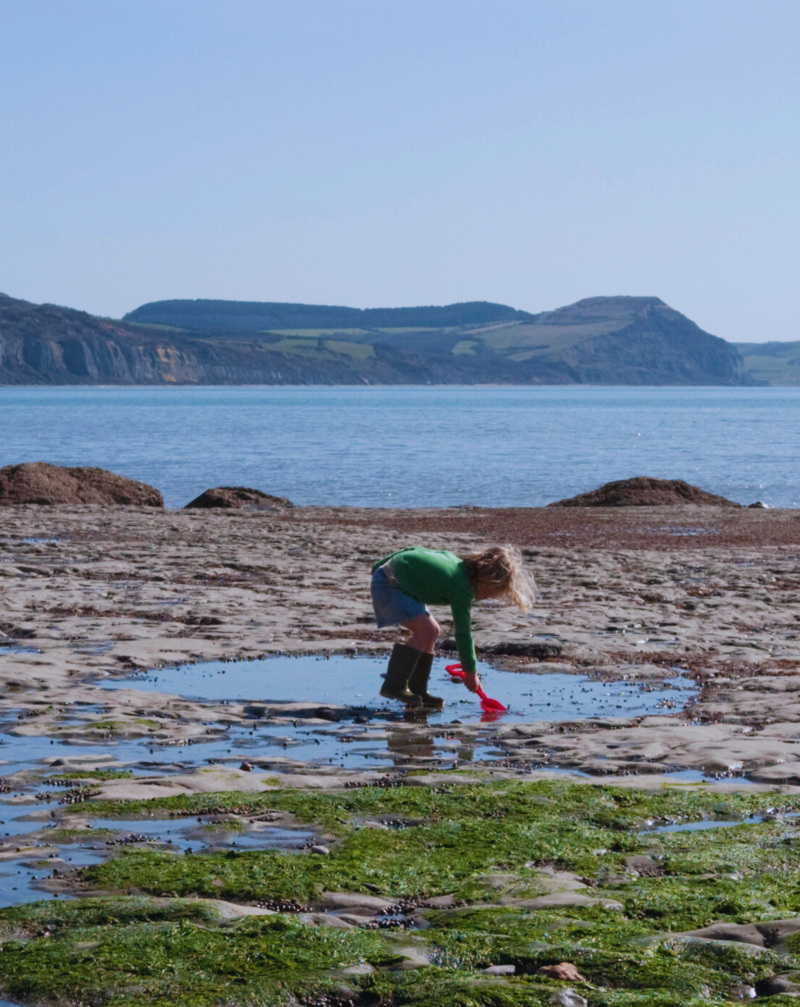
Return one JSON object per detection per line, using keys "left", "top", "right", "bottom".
{"left": 2, "top": 0, "right": 798, "bottom": 342}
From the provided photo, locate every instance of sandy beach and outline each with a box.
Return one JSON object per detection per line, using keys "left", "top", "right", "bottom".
{"left": 3, "top": 503, "right": 800, "bottom": 792}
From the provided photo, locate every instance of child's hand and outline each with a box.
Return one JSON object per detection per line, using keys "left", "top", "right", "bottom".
{"left": 463, "top": 672, "right": 482, "bottom": 693}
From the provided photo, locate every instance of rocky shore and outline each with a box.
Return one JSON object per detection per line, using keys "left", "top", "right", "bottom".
{"left": 3, "top": 502, "right": 800, "bottom": 1005}
{"left": 2, "top": 502, "right": 800, "bottom": 786}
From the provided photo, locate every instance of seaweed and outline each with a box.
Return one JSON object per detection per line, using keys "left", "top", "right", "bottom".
{"left": 4, "top": 779, "right": 800, "bottom": 1005}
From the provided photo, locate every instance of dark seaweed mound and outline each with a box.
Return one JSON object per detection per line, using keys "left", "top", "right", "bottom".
{"left": 549, "top": 476, "right": 740, "bottom": 508}
{"left": 0, "top": 462, "right": 163, "bottom": 506}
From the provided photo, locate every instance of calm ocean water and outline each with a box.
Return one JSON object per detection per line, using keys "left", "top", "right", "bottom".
{"left": 1, "top": 386, "right": 798, "bottom": 509}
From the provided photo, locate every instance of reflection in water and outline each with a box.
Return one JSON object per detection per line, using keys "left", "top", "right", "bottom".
{"left": 381, "top": 708, "right": 477, "bottom": 767}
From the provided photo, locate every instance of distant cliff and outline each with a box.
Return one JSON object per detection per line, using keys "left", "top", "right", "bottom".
{"left": 0, "top": 291, "right": 748, "bottom": 385}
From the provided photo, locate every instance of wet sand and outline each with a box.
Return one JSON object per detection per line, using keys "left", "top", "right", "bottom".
{"left": 2, "top": 504, "right": 800, "bottom": 792}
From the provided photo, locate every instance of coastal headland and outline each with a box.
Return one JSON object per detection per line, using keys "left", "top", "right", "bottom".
{"left": 0, "top": 292, "right": 759, "bottom": 386}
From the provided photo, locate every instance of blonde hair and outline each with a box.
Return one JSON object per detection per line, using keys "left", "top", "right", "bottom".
{"left": 462, "top": 544, "right": 536, "bottom": 611}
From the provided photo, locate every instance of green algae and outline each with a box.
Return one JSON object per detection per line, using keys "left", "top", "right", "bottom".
{"left": 0, "top": 901, "right": 390, "bottom": 1007}
{"left": 76, "top": 776, "right": 795, "bottom": 838}
{"left": 7, "top": 779, "right": 800, "bottom": 1006}
{"left": 39, "top": 827, "right": 115, "bottom": 844}
{"left": 75, "top": 781, "right": 800, "bottom": 905}
{"left": 0, "top": 896, "right": 222, "bottom": 940}
{"left": 81, "top": 815, "right": 623, "bottom": 903}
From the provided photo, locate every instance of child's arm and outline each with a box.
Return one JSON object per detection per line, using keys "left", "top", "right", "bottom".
{"left": 451, "top": 595, "right": 481, "bottom": 691}
{"left": 462, "top": 671, "right": 482, "bottom": 693}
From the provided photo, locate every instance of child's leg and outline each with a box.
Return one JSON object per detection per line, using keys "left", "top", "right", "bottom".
{"left": 379, "top": 615, "right": 439, "bottom": 704}
{"left": 371, "top": 570, "right": 435, "bottom": 704}
{"left": 401, "top": 613, "right": 440, "bottom": 653}
{"left": 380, "top": 643, "right": 422, "bottom": 703}
{"left": 403, "top": 614, "right": 443, "bottom": 708}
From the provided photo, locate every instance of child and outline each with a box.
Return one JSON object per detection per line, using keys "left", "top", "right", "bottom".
{"left": 370, "top": 545, "right": 535, "bottom": 708}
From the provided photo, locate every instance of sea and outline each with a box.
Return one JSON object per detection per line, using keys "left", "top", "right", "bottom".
{"left": 1, "top": 385, "right": 798, "bottom": 509}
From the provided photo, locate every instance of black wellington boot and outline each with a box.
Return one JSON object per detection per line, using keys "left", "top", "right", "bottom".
{"left": 380, "top": 643, "right": 422, "bottom": 704}
{"left": 407, "top": 652, "right": 444, "bottom": 709}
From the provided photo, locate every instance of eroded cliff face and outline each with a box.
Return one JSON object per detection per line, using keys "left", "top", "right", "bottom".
{"left": 0, "top": 295, "right": 356, "bottom": 384}
{"left": 0, "top": 295, "right": 195, "bottom": 383}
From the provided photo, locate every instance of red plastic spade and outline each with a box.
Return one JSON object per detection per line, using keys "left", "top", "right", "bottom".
{"left": 445, "top": 663, "right": 508, "bottom": 713}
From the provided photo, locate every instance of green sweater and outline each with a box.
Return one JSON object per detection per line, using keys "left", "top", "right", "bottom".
{"left": 373, "top": 547, "right": 477, "bottom": 673}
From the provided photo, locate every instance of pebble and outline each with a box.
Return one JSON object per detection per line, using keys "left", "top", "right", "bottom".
{"left": 482, "top": 964, "right": 516, "bottom": 975}
{"left": 310, "top": 844, "right": 330, "bottom": 855}
{"left": 537, "top": 962, "right": 587, "bottom": 983}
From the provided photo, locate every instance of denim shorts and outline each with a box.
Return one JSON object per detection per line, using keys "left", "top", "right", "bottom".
{"left": 371, "top": 565, "right": 429, "bottom": 627}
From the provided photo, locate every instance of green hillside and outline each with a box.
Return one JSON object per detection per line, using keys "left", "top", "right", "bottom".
{"left": 124, "top": 298, "right": 536, "bottom": 331}
{"left": 735, "top": 341, "right": 800, "bottom": 384}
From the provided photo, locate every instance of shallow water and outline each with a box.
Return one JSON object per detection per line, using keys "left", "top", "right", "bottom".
{"left": 0, "top": 781, "right": 315, "bottom": 910}
{"left": 642, "top": 812, "right": 800, "bottom": 834}
{"left": 0, "top": 656, "right": 699, "bottom": 820}
{"left": 100, "top": 654, "right": 697, "bottom": 726}
{"left": 644, "top": 817, "right": 764, "bottom": 834}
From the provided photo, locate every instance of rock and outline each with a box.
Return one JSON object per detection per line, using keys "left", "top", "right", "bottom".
{"left": 239, "top": 761, "right": 253, "bottom": 772}
{"left": 425, "top": 894, "right": 457, "bottom": 908}
{"left": 624, "top": 855, "right": 662, "bottom": 877}
{"left": 548, "top": 476, "right": 740, "bottom": 508}
{"left": 755, "top": 975, "right": 800, "bottom": 996}
{"left": 484, "top": 641, "right": 562, "bottom": 659}
{"left": 675, "top": 918, "right": 800, "bottom": 949}
{"left": 299, "top": 912, "right": 354, "bottom": 929}
{"left": 184, "top": 486, "right": 293, "bottom": 510}
{"left": 0, "top": 462, "right": 163, "bottom": 506}
{"left": 676, "top": 922, "right": 766, "bottom": 946}
{"left": 529, "top": 867, "right": 588, "bottom": 893}
{"left": 320, "top": 892, "right": 393, "bottom": 911}
{"left": 729, "top": 984, "right": 757, "bottom": 1001}
{"left": 537, "top": 963, "right": 587, "bottom": 983}
{"left": 478, "top": 873, "right": 520, "bottom": 891}
{"left": 310, "top": 845, "right": 330, "bottom": 855}
{"left": 482, "top": 964, "right": 516, "bottom": 975}
{"left": 666, "top": 936, "right": 771, "bottom": 959}
{"left": 336, "top": 912, "right": 377, "bottom": 925}
{"left": 203, "top": 899, "right": 275, "bottom": 920}
{"left": 387, "top": 945, "right": 430, "bottom": 971}
{"left": 550, "top": 992, "right": 588, "bottom": 1007}
{"left": 513, "top": 893, "right": 623, "bottom": 911}
{"left": 339, "top": 963, "right": 376, "bottom": 976}
{"left": 748, "top": 763, "right": 800, "bottom": 785}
